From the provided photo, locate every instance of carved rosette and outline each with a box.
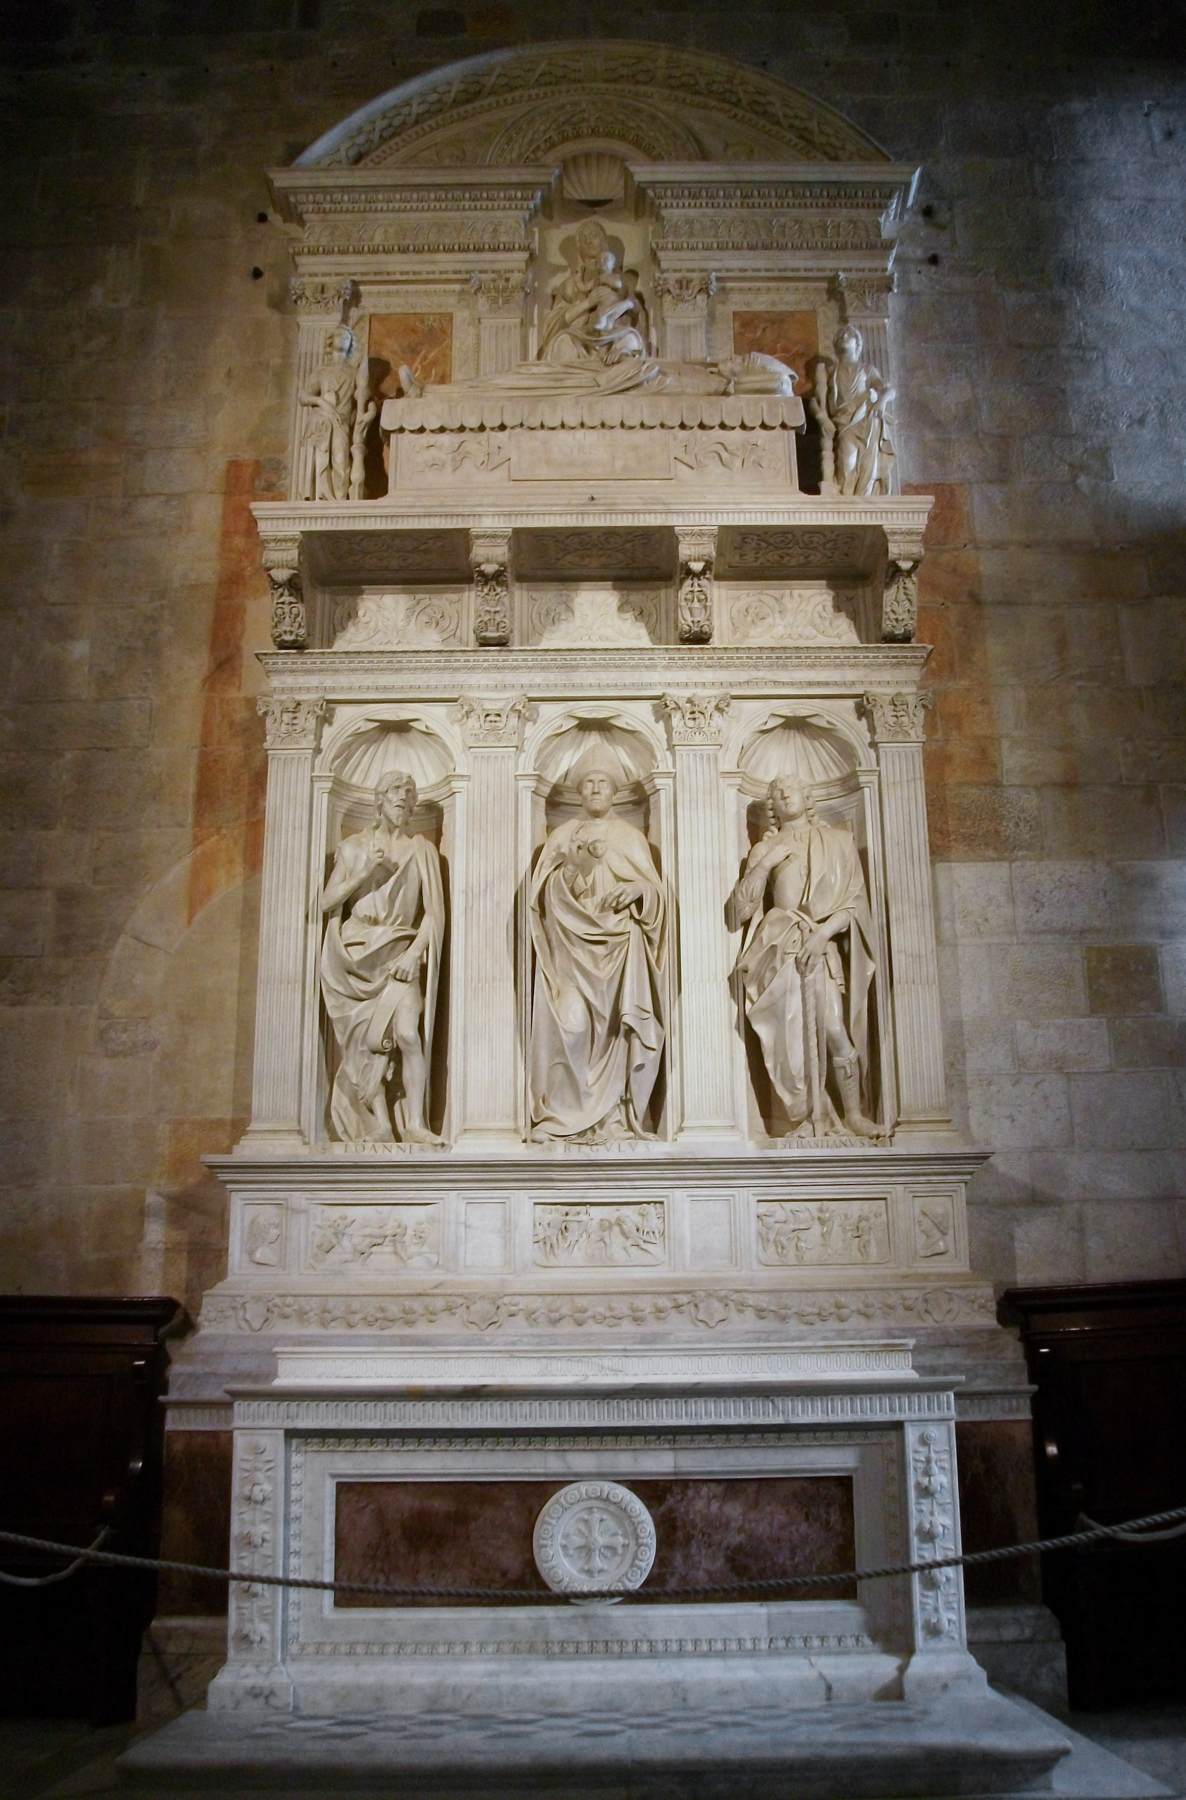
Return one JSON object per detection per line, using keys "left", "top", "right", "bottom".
{"left": 262, "top": 534, "right": 306, "bottom": 650}
{"left": 676, "top": 524, "right": 717, "bottom": 644}
{"left": 861, "top": 692, "right": 931, "bottom": 745}
{"left": 470, "top": 527, "right": 512, "bottom": 646}
{"left": 257, "top": 695, "right": 326, "bottom": 751}
{"left": 454, "top": 693, "right": 532, "bottom": 749}
{"left": 661, "top": 691, "right": 731, "bottom": 748}
{"left": 532, "top": 1480, "right": 656, "bottom": 1597}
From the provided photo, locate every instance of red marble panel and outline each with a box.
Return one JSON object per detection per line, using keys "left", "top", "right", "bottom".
{"left": 956, "top": 1420, "right": 1041, "bottom": 1603}
{"left": 157, "top": 1429, "right": 233, "bottom": 1616}
{"left": 367, "top": 312, "right": 454, "bottom": 400}
{"left": 731, "top": 309, "right": 820, "bottom": 396}
{"left": 334, "top": 1475, "right": 854, "bottom": 1608}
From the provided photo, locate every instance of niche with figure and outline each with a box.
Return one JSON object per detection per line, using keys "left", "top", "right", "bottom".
{"left": 310, "top": 715, "right": 458, "bottom": 1146}
{"left": 519, "top": 711, "right": 671, "bottom": 1146}
{"left": 725, "top": 710, "right": 893, "bottom": 1146}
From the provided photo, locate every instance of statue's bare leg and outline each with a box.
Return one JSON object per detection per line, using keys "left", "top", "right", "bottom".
{"left": 824, "top": 991, "right": 880, "bottom": 1136}
{"left": 392, "top": 985, "right": 440, "bottom": 1145}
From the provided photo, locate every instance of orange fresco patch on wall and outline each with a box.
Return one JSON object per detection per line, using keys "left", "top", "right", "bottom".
{"left": 368, "top": 313, "right": 454, "bottom": 398}
{"left": 188, "top": 459, "right": 276, "bottom": 923}
{"left": 731, "top": 310, "right": 819, "bottom": 395}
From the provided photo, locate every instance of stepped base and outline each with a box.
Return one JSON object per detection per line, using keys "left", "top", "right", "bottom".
{"left": 123, "top": 1687, "right": 1073, "bottom": 1797}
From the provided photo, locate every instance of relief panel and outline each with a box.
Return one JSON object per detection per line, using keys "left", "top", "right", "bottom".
{"left": 756, "top": 1199, "right": 890, "bottom": 1267}
{"left": 307, "top": 1203, "right": 440, "bottom": 1271}
{"left": 330, "top": 588, "right": 465, "bottom": 649}
{"left": 533, "top": 1201, "right": 667, "bottom": 1268}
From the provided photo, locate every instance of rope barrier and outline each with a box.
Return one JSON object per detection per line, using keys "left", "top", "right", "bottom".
{"left": 1, "top": 1505, "right": 1184, "bottom": 1604}
{"left": 0, "top": 1526, "right": 110, "bottom": 1588}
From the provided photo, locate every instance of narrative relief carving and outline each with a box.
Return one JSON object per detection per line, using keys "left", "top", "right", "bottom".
{"left": 530, "top": 758, "right": 667, "bottom": 1145}
{"left": 319, "top": 771, "right": 445, "bottom": 1145}
{"left": 727, "top": 777, "right": 884, "bottom": 1143}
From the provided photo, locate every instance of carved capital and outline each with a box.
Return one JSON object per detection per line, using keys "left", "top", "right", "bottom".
{"left": 861, "top": 691, "right": 931, "bottom": 744}
{"left": 454, "top": 693, "right": 533, "bottom": 749}
{"left": 675, "top": 525, "right": 717, "bottom": 645}
{"left": 290, "top": 275, "right": 359, "bottom": 318}
{"left": 470, "top": 527, "right": 513, "bottom": 646}
{"left": 654, "top": 271, "right": 718, "bottom": 312}
{"left": 832, "top": 270, "right": 894, "bottom": 320}
{"left": 468, "top": 269, "right": 526, "bottom": 313}
{"left": 261, "top": 533, "right": 307, "bottom": 650}
{"left": 257, "top": 695, "right": 326, "bottom": 750}
{"left": 661, "top": 691, "right": 731, "bottom": 747}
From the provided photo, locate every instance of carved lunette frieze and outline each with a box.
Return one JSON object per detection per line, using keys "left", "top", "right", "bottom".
{"left": 261, "top": 532, "right": 306, "bottom": 650}
{"left": 861, "top": 691, "right": 931, "bottom": 744}
{"left": 257, "top": 695, "right": 326, "bottom": 750}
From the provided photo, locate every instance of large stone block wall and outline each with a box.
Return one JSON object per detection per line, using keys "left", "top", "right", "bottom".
{"left": 0, "top": 1, "right": 1183, "bottom": 1304}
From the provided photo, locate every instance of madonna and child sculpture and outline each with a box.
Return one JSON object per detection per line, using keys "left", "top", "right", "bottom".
{"left": 727, "top": 777, "right": 882, "bottom": 1140}
{"left": 396, "top": 218, "right": 798, "bottom": 404}
{"left": 530, "top": 762, "right": 667, "bottom": 1144}
{"left": 319, "top": 772, "right": 445, "bottom": 1144}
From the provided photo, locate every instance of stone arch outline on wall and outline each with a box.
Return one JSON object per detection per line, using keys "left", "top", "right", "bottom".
{"left": 293, "top": 42, "right": 895, "bottom": 172}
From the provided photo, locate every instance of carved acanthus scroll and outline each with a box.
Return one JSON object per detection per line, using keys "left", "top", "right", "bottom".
{"left": 262, "top": 534, "right": 306, "bottom": 650}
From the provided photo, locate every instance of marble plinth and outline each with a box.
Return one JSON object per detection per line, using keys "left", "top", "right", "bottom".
{"left": 123, "top": 1690, "right": 1074, "bottom": 1797}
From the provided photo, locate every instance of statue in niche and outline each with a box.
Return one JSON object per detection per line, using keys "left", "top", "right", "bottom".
{"left": 319, "top": 771, "right": 445, "bottom": 1144}
{"left": 396, "top": 219, "right": 797, "bottom": 403}
{"left": 529, "top": 761, "right": 667, "bottom": 1143}
{"left": 726, "top": 776, "right": 881, "bottom": 1141}
{"left": 299, "top": 323, "right": 376, "bottom": 502}
{"left": 810, "top": 324, "right": 895, "bottom": 498}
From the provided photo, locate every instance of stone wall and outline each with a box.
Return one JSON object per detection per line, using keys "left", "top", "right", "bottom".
{"left": 1, "top": 0, "right": 1183, "bottom": 1306}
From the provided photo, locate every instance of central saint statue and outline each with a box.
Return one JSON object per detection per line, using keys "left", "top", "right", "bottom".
{"left": 395, "top": 219, "right": 798, "bottom": 404}
{"left": 529, "top": 761, "right": 667, "bottom": 1143}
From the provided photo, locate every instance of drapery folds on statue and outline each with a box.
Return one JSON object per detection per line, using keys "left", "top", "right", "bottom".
{"left": 319, "top": 772, "right": 445, "bottom": 1144}
{"left": 727, "top": 778, "right": 880, "bottom": 1139}
{"left": 529, "top": 767, "right": 667, "bottom": 1143}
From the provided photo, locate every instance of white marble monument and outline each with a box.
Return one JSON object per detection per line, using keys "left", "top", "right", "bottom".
{"left": 147, "top": 40, "right": 1075, "bottom": 1796}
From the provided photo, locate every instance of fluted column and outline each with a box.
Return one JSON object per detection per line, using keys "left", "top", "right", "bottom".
{"left": 454, "top": 696, "right": 531, "bottom": 1142}
{"left": 247, "top": 697, "right": 325, "bottom": 1144}
{"left": 863, "top": 693, "right": 947, "bottom": 1126}
{"left": 662, "top": 694, "right": 741, "bottom": 1138}
{"left": 470, "top": 271, "right": 527, "bottom": 377}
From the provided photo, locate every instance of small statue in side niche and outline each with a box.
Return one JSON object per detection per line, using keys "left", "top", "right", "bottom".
{"left": 299, "top": 323, "right": 376, "bottom": 502}
{"left": 727, "top": 775, "right": 882, "bottom": 1141}
{"left": 810, "top": 324, "right": 895, "bottom": 498}
{"left": 319, "top": 771, "right": 445, "bottom": 1144}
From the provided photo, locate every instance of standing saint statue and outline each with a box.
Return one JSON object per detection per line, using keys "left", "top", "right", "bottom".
{"left": 810, "top": 323, "right": 895, "bottom": 498}
{"left": 529, "top": 762, "right": 667, "bottom": 1143}
{"left": 727, "top": 776, "right": 881, "bottom": 1140}
{"left": 319, "top": 771, "right": 445, "bottom": 1144}
{"left": 299, "top": 322, "right": 376, "bottom": 502}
